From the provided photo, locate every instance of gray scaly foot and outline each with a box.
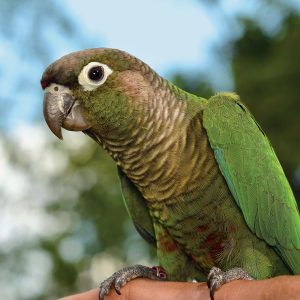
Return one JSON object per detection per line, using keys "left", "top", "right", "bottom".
{"left": 207, "top": 267, "right": 253, "bottom": 300}
{"left": 99, "top": 264, "right": 167, "bottom": 300}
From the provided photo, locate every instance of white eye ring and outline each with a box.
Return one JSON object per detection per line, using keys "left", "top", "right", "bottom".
{"left": 78, "top": 62, "right": 113, "bottom": 91}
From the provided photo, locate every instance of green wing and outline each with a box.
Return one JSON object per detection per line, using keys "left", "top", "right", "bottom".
{"left": 117, "top": 167, "right": 156, "bottom": 246}
{"left": 203, "top": 93, "right": 300, "bottom": 273}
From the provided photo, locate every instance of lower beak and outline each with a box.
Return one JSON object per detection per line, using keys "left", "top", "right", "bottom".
{"left": 43, "top": 84, "right": 91, "bottom": 139}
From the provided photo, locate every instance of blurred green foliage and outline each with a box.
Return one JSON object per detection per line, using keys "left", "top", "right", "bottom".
{"left": 0, "top": 1, "right": 299, "bottom": 300}
{"left": 232, "top": 15, "right": 300, "bottom": 201}
{"left": 40, "top": 140, "right": 130, "bottom": 297}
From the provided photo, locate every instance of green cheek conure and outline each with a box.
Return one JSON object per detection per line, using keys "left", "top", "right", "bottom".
{"left": 41, "top": 48, "right": 300, "bottom": 300}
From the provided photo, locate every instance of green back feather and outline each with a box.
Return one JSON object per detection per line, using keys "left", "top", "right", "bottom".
{"left": 203, "top": 93, "right": 300, "bottom": 273}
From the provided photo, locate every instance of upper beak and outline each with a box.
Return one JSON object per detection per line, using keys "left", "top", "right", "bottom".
{"left": 43, "top": 84, "right": 91, "bottom": 139}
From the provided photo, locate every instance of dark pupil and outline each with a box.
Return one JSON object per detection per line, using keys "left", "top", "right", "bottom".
{"left": 88, "top": 66, "right": 104, "bottom": 81}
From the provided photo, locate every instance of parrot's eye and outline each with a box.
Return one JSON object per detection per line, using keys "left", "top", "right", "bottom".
{"left": 88, "top": 66, "right": 104, "bottom": 81}
{"left": 78, "top": 61, "right": 113, "bottom": 91}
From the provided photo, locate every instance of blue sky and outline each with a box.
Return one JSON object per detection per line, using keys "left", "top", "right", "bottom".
{"left": 1, "top": 0, "right": 227, "bottom": 129}
{"left": 63, "top": 0, "right": 300, "bottom": 74}
{"left": 2, "top": 0, "right": 300, "bottom": 128}
{"left": 65, "top": 0, "right": 222, "bottom": 73}
{"left": 2, "top": 0, "right": 231, "bottom": 129}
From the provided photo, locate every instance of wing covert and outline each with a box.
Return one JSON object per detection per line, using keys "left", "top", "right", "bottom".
{"left": 203, "top": 93, "right": 300, "bottom": 272}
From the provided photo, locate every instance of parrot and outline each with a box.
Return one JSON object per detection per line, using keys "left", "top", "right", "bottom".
{"left": 41, "top": 48, "right": 300, "bottom": 300}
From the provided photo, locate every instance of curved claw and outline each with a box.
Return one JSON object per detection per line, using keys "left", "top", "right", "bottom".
{"left": 99, "top": 275, "right": 117, "bottom": 300}
{"left": 98, "top": 289, "right": 103, "bottom": 300}
{"left": 99, "top": 285, "right": 110, "bottom": 300}
{"left": 151, "top": 266, "right": 168, "bottom": 279}
{"left": 207, "top": 266, "right": 254, "bottom": 300}
{"left": 209, "top": 281, "right": 217, "bottom": 300}
{"left": 98, "top": 264, "right": 166, "bottom": 300}
{"left": 207, "top": 267, "right": 224, "bottom": 300}
{"left": 207, "top": 275, "right": 211, "bottom": 289}
{"left": 114, "top": 286, "right": 121, "bottom": 295}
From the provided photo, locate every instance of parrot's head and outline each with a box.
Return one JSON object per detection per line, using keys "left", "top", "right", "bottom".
{"left": 41, "top": 48, "right": 158, "bottom": 142}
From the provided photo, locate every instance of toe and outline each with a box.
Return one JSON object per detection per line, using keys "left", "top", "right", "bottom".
{"left": 207, "top": 267, "right": 222, "bottom": 289}
{"left": 99, "top": 277, "right": 116, "bottom": 300}
{"left": 209, "top": 281, "right": 218, "bottom": 300}
{"left": 99, "top": 286, "right": 108, "bottom": 300}
{"left": 115, "top": 276, "right": 126, "bottom": 295}
{"left": 114, "top": 286, "right": 122, "bottom": 295}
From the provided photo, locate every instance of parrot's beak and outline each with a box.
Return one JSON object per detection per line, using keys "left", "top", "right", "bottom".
{"left": 43, "top": 84, "right": 91, "bottom": 139}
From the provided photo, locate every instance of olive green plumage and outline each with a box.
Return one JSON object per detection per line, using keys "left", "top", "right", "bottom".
{"left": 41, "top": 48, "right": 300, "bottom": 282}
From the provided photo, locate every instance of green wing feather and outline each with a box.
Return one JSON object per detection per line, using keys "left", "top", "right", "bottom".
{"left": 117, "top": 167, "right": 156, "bottom": 246}
{"left": 203, "top": 92, "right": 300, "bottom": 273}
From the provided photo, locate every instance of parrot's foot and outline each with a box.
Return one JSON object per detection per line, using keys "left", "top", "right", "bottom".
{"left": 207, "top": 267, "right": 253, "bottom": 300}
{"left": 99, "top": 264, "right": 167, "bottom": 300}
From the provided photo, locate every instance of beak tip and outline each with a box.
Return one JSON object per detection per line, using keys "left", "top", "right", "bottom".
{"left": 52, "top": 128, "right": 64, "bottom": 140}
{"left": 45, "top": 118, "right": 64, "bottom": 140}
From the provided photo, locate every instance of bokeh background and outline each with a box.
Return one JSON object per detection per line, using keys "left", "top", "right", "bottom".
{"left": 0, "top": 0, "right": 299, "bottom": 299}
